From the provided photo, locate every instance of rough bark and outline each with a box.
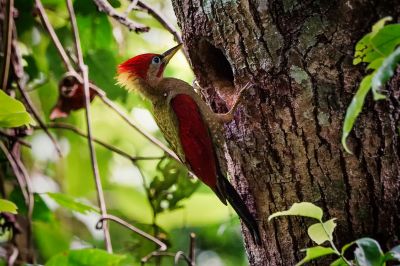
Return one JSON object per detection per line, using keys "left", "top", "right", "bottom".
{"left": 171, "top": 0, "right": 400, "bottom": 265}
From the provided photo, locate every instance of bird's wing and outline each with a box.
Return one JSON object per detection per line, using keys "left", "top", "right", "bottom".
{"left": 170, "top": 94, "right": 218, "bottom": 189}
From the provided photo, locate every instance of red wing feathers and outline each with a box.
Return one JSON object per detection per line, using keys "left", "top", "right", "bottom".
{"left": 171, "top": 94, "right": 217, "bottom": 188}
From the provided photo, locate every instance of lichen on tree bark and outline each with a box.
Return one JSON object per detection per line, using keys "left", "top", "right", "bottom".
{"left": 171, "top": 0, "right": 400, "bottom": 265}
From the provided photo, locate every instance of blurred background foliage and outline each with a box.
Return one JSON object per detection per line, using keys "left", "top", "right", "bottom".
{"left": 0, "top": 0, "right": 247, "bottom": 265}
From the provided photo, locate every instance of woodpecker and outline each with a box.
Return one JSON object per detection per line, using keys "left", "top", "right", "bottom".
{"left": 116, "top": 44, "right": 260, "bottom": 244}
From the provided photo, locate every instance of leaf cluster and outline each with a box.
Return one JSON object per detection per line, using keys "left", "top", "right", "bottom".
{"left": 269, "top": 202, "right": 400, "bottom": 266}
{"left": 342, "top": 17, "right": 400, "bottom": 153}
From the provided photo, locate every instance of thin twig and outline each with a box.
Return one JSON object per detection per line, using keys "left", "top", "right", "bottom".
{"left": 9, "top": 20, "right": 63, "bottom": 158}
{"left": 0, "top": 131, "right": 31, "bottom": 148}
{"left": 9, "top": 145, "right": 34, "bottom": 254}
{"left": 66, "top": 0, "right": 112, "bottom": 252}
{"left": 36, "top": 123, "right": 163, "bottom": 162}
{"left": 0, "top": 141, "right": 34, "bottom": 258}
{"left": 135, "top": 0, "right": 190, "bottom": 63}
{"left": 174, "top": 251, "right": 192, "bottom": 266}
{"left": 10, "top": 148, "right": 34, "bottom": 219}
{"left": 14, "top": 79, "right": 63, "bottom": 157}
{"left": 124, "top": 0, "right": 139, "bottom": 16}
{"left": 189, "top": 233, "right": 196, "bottom": 266}
{"left": 7, "top": 246, "right": 18, "bottom": 266}
{"left": 0, "top": 142, "right": 29, "bottom": 208}
{"left": 93, "top": 0, "right": 149, "bottom": 33}
{"left": 92, "top": 87, "right": 180, "bottom": 162}
{"left": 35, "top": 0, "right": 75, "bottom": 72}
{"left": 96, "top": 214, "right": 167, "bottom": 252}
{"left": 1, "top": 0, "right": 14, "bottom": 90}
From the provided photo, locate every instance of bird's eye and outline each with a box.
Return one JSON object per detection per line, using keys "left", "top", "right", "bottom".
{"left": 152, "top": 56, "right": 161, "bottom": 64}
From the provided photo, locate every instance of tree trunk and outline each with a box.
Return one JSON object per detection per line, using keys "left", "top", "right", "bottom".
{"left": 171, "top": 0, "right": 400, "bottom": 265}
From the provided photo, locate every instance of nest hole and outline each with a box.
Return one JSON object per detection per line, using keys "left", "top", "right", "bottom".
{"left": 196, "top": 39, "right": 234, "bottom": 87}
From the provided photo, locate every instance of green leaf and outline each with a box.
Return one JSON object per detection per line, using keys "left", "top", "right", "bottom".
{"left": 46, "top": 249, "right": 125, "bottom": 266}
{"left": 0, "top": 90, "right": 34, "bottom": 128}
{"left": 367, "top": 58, "right": 384, "bottom": 71}
{"left": 383, "top": 245, "right": 400, "bottom": 263}
{"left": 341, "top": 74, "right": 373, "bottom": 153}
{"left": 353, "top": 17, "right": 393, "bottom": 65}
{"left": 330, "top": 257, "right": 348, "bottom": 266}
{"left": 354, "top": 238, "right": 384, "bottom": 266}
{"left": 150, "top": 157, "right": 199, "bottom": 214}
{"left": 371, "top": 46, "right": 400, "bottom": 100}
{"left": 371, "top": 17, "right": 393, "bottom": 38}
{"left": 307, "top": 218, "right": 337, "bottom": 245}
{"left": 33, "top": 221, "right": 71, "bottom": 260}
{"left": 44, "top": 193, "right": 98, "bottom": 214}
{"left": 371, "top": 24, "right": 400, "bottom": 56}
{"left": 268, "top": 202, "right": 323, "bottom": 221}
{"left": 0, "top": 199, "right": 17, "bottom": 214}
{"left": 296, "top": 246, "right": 336, "bottom": 266}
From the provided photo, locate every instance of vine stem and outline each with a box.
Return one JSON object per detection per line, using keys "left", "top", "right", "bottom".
{"left": 1, "top": 0, "right": 14, "bottom": 90}
{"left": 66, "top": 0, "right": 112, "bottom": 252}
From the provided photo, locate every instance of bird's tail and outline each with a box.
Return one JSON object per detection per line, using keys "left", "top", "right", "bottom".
{"left": 218, "top": 177, "right": 261, "bottom": 245}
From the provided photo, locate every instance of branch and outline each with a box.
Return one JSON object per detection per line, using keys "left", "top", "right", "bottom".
{"left": 35, "top": 0, "right": 75, "bottom": 73}
{"left": 0, "top": 142, "right": 29, "bottom": 208}
{"left": 1, "top": 0, "right": 14, "bottom": 90}
{"left": 14, "top": 80, "right": 63, "bottom": 157}
{"left": 96, "top": 214, "right": 167, "bottom": 252}
{"left": 137, "top": 1, "right": 180, "bottom": 42}
{"left": 0, "top": 142, "right": 34, "bottom": 254}
{"left": 93, "top": 0, "right": 149, "bottom": 33}
{"left": 37, "top": 123, "right": 163, "bottom": 162}
{"left": 0, "top": 131, "right": 31, "bottom": 148}
{"left": 135, "top": 0, "right": 190, "bottom": 63}
{"left": 9, "top": 21, "right": 62, "bottom": 158}
{"left": 91, "top": 86, "right": 181, "bottom": 162}
{"left": 92, "top": 86, "right": 201, "bottom": 181}
{"left": 174, "top": 251, "right": 192, "bottom": 266}
{"left": 189, "top": 233, "right": 196, "bottom": 266}
{"left": 66, "top": 0, "right": 112, "bottom": 252}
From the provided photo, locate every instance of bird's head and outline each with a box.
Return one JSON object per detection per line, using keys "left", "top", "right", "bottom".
{"left": 116, "top": 44, "right": 182, "bottom": 91}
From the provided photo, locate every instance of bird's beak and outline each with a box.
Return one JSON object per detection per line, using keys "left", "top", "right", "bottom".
{"left": 161, "top": 43, "right": 182, "bottom": 65}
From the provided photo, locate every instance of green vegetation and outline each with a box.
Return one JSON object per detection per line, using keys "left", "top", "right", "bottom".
{"left": 0, "top": 0, "right": 246, "bottom": 265}
{"left": 269, "top": 202, "right": 400, "bottom": 266}
{"left": 342, "top": 17, "right": 400, "bottom": 153}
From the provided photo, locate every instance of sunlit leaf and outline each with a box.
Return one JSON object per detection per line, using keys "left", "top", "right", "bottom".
{"left": 371, "top": 46, "right": 400, "bottom": 100}
{"left": 268, "top": 202, "right": 323, "bottom": 221}
{"left": 354, "top": 238, "right": 384, "bottom": 266}
{"left": 45, "top": 193, "right": 98, "bottom": 214}
{"left": 0, "top": 199, "right": 17, "bottom": 214}
{"left": 296, "top": 246, "right": 336, "bottom": 266}
{"left": 371, "top": 17, "right": 393, "bottom": 37}
{"left": 0, "top": 90, "right": 34, "bottom": 128}
{"left": 45, "top": 249, "right": 125, "bottom": 266}
{"left": 307, "top": 218, "right": 336, "bottom": 245}
{"left": 341, "top": 74, "right": 373, "bottom": 153}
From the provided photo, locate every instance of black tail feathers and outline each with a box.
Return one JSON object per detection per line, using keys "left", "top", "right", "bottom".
{"left": 219, "top": 177, "right": 261, "bottom": 245}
